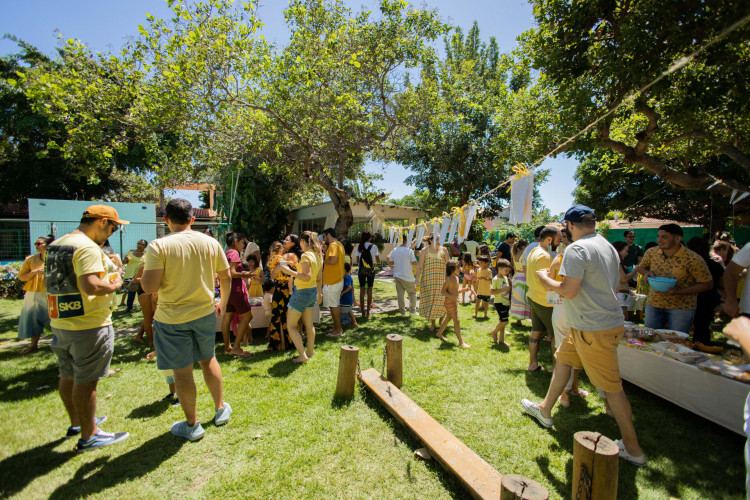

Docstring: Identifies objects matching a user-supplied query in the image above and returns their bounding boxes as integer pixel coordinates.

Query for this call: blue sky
[1,0,577,215]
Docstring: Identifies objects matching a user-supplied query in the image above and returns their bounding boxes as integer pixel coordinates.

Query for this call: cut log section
[359,368,548,500]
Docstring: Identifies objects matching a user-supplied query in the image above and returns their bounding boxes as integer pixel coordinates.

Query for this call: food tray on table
[720,364,750,384]
[651,342,706,363]
[654,329,690,342]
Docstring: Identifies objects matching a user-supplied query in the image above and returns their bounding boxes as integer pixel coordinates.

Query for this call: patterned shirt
[640,245,712,310]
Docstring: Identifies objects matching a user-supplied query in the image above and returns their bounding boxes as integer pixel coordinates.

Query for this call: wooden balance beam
[359,368,506,499]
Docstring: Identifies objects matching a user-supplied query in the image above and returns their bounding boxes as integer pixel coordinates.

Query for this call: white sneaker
[615,439,646,467]
[521,399,553,428]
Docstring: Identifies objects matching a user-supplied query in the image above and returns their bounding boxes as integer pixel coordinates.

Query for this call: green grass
[0,281,745,499]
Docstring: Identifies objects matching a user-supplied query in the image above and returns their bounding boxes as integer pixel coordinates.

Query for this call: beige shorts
[555,325,624,393]
[322,281,344,308]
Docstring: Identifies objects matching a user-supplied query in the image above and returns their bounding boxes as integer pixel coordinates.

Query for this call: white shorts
[322,281,344,308]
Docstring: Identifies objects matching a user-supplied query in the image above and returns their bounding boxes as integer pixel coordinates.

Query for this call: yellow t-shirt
[491,274,510,305]
[296,251,322,290]
[144,230,230,324]
[123,250,146,279]
[45,232,112,330]
[20,254,45,293]
[322,240,346,285]
[526,245,553,306]
[475,267,492,295]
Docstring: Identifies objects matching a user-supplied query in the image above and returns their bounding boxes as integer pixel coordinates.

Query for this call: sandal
[230,350,253,358]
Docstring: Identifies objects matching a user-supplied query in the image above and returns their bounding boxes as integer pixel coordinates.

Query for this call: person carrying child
[490,259,512,347]
[339,263,359,328]
[436,260,471,348]
[474,256,492,318]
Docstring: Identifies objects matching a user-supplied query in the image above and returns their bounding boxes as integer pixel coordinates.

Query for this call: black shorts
[494,303,509,322]
[477,295,491,303]
[358,272,375,289]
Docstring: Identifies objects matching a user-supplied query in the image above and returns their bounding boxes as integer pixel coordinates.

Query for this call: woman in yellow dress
[18,235,55,355]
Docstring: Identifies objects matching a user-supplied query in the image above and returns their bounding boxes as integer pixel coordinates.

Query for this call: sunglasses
[34,242,44,247]
[108,221,119,234]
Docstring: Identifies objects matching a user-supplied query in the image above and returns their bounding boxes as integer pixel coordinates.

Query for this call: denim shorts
[288,286,317,313]
[153,312,216,370]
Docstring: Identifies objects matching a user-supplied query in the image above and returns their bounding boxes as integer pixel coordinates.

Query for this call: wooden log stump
[500,474,548,500]
[335,345,359,398]
[572,431,619,500]
[386,333,403,388]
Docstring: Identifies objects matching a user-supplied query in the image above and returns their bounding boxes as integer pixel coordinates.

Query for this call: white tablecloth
[214,303,320,332]
[617,344,749,435]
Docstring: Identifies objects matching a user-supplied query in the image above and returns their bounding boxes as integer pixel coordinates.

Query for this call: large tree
[397,22,556,217]
[1,37,159,205]
[574,150,741,231]
[526,0,750,215]
[124,0,448,235]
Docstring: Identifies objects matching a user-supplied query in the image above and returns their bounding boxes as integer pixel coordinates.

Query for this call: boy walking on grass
[436,260,471,348]
[474,256,492,318]
[490,259,512,347]
[339,263,359,328]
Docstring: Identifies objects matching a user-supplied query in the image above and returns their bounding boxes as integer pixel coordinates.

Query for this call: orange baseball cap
[82,204,130,225]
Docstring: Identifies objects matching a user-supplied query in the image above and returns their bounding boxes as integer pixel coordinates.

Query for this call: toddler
[436,260,471,348]
[262,279,276,320]
[339,263,359,328]
[490,259,512,346]
[461,253,477,304]
[146,351,179,407]
[473,256,492,318]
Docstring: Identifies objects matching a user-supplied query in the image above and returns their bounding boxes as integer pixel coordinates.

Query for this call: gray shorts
[153,312,216,371]
[50,325,114,383]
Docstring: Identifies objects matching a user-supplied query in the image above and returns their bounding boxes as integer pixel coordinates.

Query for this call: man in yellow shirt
[322,228,346,337]
[46,204,129,451]
[141,199,231,442]
[525,225,561,372]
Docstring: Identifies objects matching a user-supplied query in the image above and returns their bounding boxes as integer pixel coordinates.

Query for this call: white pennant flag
[432,220,441,247]
[407,227,415,248]
[415,224,426,247]
[447,214,459,244]
[731,189,739,203]
[733,192,750,205]
[439,217,450,247]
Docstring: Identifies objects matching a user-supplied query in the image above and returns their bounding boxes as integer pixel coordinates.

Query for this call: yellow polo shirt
[526,245,553,306]
[322,240,345,285]
[20,254,45,293]
[144,230,229,324]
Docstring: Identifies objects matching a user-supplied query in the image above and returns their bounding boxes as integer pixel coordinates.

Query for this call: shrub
[0,262,24,299]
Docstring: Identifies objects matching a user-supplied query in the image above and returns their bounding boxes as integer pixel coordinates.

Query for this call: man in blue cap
[521,205,646,467]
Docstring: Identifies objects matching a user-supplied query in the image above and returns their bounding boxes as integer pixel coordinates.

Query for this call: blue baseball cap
[561,205,595,223]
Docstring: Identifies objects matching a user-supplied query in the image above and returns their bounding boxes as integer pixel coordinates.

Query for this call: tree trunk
[329,190,354,239]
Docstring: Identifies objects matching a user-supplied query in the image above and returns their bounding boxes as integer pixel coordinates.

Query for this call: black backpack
[360,243,375,276]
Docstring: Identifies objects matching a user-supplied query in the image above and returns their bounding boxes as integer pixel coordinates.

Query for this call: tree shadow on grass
[0,359,59,403]
[358,384,467,498]
[48,432,185,500]
[0,438,73,497]
[126,398,173,420]
[267,357,302,378]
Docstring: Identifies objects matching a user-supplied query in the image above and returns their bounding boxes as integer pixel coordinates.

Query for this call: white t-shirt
[353,243,379,265]
[242,241,262,269]
[389,245,417,282]
[732,243,750,314]
[463,240,480,258]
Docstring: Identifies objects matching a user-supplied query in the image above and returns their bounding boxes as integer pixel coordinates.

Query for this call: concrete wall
[28,199,157,256]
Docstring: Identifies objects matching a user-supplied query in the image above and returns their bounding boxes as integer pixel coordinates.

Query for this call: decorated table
[617,331,749,436]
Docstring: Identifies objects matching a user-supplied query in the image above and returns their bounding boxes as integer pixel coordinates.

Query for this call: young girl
[490,259,512,346]
[461,252,477,304]
[436,260,471,348]
[510,239,531,323]
[473,256,492,318]
[612,241,638,317]
[246,254,264,298]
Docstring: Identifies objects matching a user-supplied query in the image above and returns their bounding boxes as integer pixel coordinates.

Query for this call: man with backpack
[354,232,379,318]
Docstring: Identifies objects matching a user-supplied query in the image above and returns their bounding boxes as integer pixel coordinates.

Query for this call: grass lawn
[0,280,745,499]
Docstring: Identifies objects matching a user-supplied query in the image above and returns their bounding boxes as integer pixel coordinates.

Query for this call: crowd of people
[13,199,750,482]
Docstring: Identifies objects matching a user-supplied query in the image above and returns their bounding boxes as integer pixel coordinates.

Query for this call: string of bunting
[368,13,750,244]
